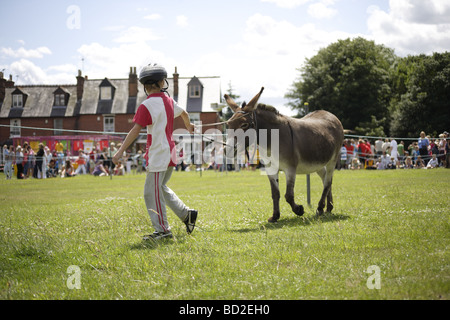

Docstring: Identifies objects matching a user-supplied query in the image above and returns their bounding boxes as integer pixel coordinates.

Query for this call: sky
[1,0,449,116]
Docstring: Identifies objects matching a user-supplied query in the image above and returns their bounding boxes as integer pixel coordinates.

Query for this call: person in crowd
[415,155,425,169]
[426,154,439,169]
[47,159,57,177]
[412,144,420,162]
[345,139,354,168]
[382,138,390,155]
[340,143,347,169]
[125,151,133,174]
[75,150,88,175]
[351,157,361,170]
[378,151,390,170]
[92,160,109,176]
[437,134,446,166]
[3,145,14,179]
[134,150,144,174]
[61,159,76,178]
[55,140,64,169]
[89,149,98,174]
[15,146,24,179]
[22,146,29,178]
[444,131,450,169]
[374,138,383,156]
[404,156,414,169]
[35,143,45,179]
[418,131,429,164]
[387,156,397,169]
[113,160,125,176]
[397,141,405,163]
[43,146,52,179]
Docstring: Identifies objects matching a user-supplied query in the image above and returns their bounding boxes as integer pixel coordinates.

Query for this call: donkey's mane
[256,103,280,115]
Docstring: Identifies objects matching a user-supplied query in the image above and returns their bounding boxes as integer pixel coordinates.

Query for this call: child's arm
[180,110,195,133]
[112,123,142,165]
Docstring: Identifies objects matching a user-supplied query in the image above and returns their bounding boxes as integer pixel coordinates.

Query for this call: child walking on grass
[113,63,198,240]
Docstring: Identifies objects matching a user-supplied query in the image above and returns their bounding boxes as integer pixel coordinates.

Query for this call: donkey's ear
[224,94,239,112]
[243,87,264,112]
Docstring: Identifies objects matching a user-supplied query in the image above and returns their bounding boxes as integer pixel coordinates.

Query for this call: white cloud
[113,26,160,43]
[390,0,450,24]
[9,59,47,84]
[77,42,177,80]
[7,59,77,85]
[308,0,338,19]
[367,0,450,56]
[260,0,312,9]
[0,46,52,59]
[176,15,189,28]
[191,13,358,113]
[144,13,162,20]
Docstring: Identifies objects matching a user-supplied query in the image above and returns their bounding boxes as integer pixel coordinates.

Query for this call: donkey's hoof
[316,208,324,217]
[294,205,304,216]
[268,216,278,223]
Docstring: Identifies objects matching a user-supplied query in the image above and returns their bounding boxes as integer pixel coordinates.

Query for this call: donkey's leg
[315,167,331,216]
[326,184,334,213]
[284,168,304,216]
[267,172,281,223]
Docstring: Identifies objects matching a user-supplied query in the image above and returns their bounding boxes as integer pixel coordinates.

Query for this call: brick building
[0,67,224,152]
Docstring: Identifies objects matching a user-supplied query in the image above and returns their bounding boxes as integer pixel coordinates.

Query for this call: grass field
[0,168,449,300]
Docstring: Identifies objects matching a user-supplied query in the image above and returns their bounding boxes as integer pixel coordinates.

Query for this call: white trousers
[143,167,189,233]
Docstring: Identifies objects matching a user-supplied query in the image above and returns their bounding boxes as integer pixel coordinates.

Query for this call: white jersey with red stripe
[133,92,184,172]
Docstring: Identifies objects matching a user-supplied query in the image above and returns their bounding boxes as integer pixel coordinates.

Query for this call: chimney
[0,72,6,103]
[173,66,179,102]
[129,66,138,97]
[76,69,85,101]
[5,74,15,88]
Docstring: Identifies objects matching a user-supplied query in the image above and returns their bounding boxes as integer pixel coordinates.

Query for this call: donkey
[224,87,344,222]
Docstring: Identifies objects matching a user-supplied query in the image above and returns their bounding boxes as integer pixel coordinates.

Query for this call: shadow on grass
[128,234,187,250]
[230,212,350,234]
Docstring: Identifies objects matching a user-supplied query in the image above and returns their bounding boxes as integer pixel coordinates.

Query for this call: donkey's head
[224,87,264,131]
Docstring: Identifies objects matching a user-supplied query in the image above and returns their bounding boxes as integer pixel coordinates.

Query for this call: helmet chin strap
[160,79,170,97]
[144,79,170,97]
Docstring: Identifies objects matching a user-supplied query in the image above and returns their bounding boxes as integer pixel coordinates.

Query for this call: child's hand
[112,153,121,165]
[187,123,195,133]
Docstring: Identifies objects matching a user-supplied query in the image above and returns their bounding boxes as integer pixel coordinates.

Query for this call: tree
[390,52,450,138]
[222,81,241,120]
[285,37,396,132]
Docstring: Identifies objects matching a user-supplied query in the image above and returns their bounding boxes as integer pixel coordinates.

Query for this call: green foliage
[286,37,395,131]
[1,170,449,300]
[286,38,450,137]
[390,52,450,137]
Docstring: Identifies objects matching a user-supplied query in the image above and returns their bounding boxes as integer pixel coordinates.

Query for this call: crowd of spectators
[2,130,449,179]
[339,131,449,170]
[1,141,145,180]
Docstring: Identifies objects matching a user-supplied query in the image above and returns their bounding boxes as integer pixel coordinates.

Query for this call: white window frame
[189,85,201,98]
[55,93,65,106]
[12,94,23,108]
[100,86,112,100]
[104,116,115,133]
[10,119,21,137]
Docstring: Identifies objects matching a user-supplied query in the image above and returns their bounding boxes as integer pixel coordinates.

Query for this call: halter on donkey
[224,87,344,222]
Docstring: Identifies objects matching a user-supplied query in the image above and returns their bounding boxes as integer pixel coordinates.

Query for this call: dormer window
[53,87,69,106]
[55,94,65,106]
[100,86,111,100]
[13,94,23,108]
[11,88,27,108]
[99,78,115,100]
[189,84,201,98]
[186,77,204,113]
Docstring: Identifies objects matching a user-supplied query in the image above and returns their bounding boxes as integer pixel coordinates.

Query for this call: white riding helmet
[138,63,167,85]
